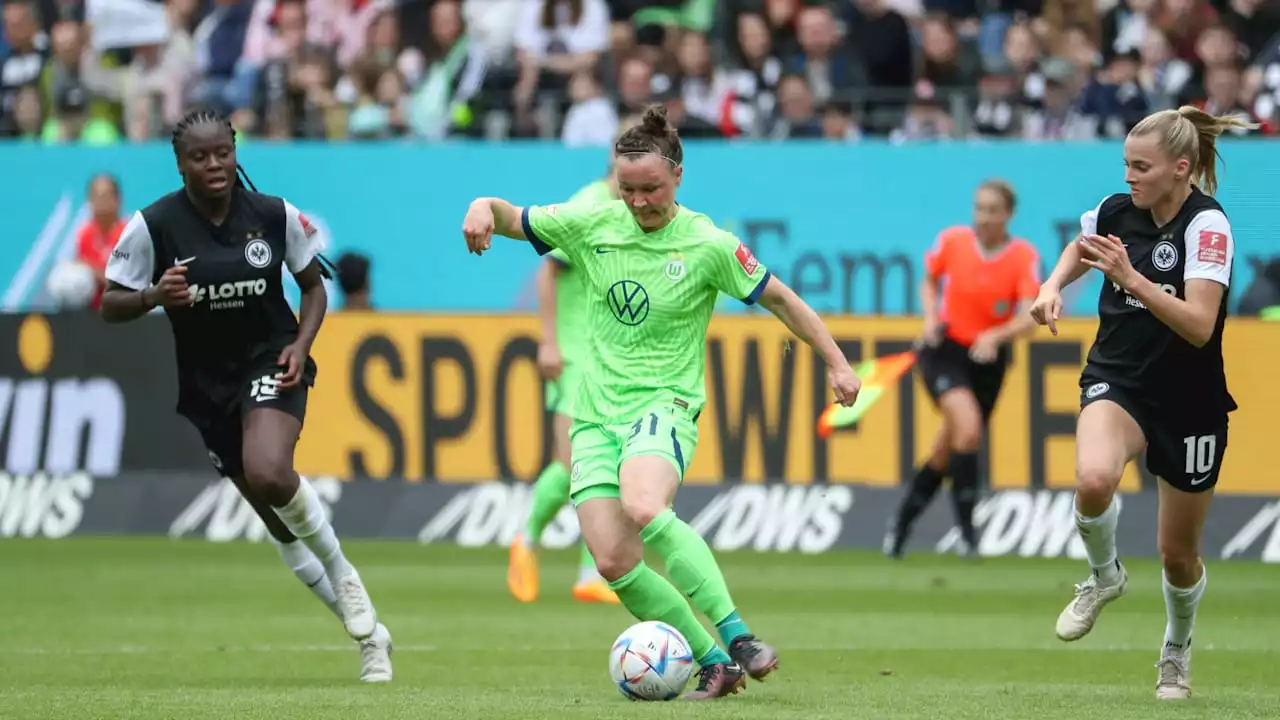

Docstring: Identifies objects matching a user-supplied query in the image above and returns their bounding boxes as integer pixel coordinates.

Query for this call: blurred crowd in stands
[2,0,1279,144]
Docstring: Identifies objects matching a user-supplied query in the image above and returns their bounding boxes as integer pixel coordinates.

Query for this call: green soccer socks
[641,509,752,646]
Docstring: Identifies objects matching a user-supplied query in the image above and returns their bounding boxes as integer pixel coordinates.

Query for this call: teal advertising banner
[1,140,1273,313]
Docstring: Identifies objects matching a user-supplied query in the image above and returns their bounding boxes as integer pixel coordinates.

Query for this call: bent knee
[948,423,983,453]
[590,540,643,582]
[1076,464,1122,505]
[242,451,293,495]
[621,497,666,530]
[1158,541,1201,580]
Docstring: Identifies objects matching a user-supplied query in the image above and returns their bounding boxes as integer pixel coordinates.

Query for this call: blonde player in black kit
[99,111,393,683]
[1030,106,1255,700]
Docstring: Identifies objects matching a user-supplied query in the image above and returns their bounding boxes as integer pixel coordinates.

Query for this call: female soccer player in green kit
[508,169,622,605]
[463,105,861,701]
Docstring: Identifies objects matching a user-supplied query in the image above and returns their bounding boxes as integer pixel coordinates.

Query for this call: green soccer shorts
[568,403,699,506]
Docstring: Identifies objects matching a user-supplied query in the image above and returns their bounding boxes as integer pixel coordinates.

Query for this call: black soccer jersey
[1079,188,1236,416]
[104,188,324,419]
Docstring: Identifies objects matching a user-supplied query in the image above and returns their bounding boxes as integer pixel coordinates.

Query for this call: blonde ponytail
[1128,106,1259,196]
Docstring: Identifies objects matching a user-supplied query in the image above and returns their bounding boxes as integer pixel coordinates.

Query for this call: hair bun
[641,104,675,138]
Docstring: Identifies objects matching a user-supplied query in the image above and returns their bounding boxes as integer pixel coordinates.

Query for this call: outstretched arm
[757,276,846,368]
[470,197,528,240]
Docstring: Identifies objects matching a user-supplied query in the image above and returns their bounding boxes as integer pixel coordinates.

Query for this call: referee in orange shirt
[885,180,1042,559]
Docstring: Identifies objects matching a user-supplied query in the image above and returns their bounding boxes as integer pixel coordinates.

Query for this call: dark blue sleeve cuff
[521,206,554,256]
[742,270,772,306]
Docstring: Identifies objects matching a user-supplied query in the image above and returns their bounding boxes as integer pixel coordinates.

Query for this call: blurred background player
[463,106,861,700]
[1032,106,1252,700]
[509,163,620,605]
[885,180,1040,559]
[74,173,127,312]
[334,251,373,311]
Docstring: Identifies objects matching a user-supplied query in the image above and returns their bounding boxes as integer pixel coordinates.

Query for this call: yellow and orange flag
[816,351,918,439]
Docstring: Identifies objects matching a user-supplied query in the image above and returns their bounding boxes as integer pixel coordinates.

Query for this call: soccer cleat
[507,535,539,603]
[682,663,747,700]
[1055,563,1128,641]
[359,623,393,683]
[333,571,377,640]
[1155,647,1192,700]
[728,634,779,681]
[882,522,906,559]
[571,578,620,604]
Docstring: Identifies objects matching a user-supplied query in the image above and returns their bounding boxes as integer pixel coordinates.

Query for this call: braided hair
[171,109,338,279]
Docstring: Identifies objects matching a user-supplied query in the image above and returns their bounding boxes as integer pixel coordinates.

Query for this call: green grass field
[1,538,1277,719]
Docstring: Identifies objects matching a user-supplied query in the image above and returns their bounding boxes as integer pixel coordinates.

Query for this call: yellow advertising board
[296,316,1280,494]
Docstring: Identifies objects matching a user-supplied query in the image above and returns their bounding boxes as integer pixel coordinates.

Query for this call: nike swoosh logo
[174,256,198,266]
[1190,474,1211,485]
[594,248,615,254]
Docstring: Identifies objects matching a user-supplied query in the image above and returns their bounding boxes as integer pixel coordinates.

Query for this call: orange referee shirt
[924,226,1041,348]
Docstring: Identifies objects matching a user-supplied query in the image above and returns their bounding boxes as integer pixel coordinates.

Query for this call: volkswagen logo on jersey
[1151,241,1178,271]
[607,280,650,326]
[245,238,273,269]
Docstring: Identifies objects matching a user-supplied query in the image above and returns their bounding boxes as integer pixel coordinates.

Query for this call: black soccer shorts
[916,337,1009,421]
[191,362,311,478]
[1079,377,1229,493]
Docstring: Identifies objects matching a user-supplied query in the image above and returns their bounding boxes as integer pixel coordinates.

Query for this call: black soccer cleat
[729,634,779,681]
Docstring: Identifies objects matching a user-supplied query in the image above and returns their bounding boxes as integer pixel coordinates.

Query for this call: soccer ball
[608,621,696,701]
[46,260,98,309]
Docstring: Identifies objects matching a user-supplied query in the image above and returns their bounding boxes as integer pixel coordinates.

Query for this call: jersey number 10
[1183,434,1218,475]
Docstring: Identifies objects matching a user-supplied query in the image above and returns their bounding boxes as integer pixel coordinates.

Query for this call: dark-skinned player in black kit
[99,111,393,683]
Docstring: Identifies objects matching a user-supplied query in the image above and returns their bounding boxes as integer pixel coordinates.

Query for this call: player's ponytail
[615,104,683,167]
[234,159,340,281]
[1129,106,1259,196]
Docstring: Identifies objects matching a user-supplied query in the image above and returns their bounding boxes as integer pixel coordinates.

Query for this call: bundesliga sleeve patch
[1197,230,1228,266]
[734,242,760,276]
[299,213,318,238]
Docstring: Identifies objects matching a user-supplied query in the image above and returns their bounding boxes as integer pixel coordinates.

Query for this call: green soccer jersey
[522,200,771,425]
[546,180,615,363]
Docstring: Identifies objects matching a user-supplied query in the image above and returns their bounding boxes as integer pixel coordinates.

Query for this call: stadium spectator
[844,0,914,129]
[655,85,722,137]
[334,8,424,108]
[44,81,120,143]
[973,66,1023,136]
[998,21,1048,113]
[788,4,860,106]
[770,72,822,137]
[405,0,489,140]
[512,0,610,136]
[75,173,126,311]
[188,0,255,116]
[345,57,407,138]
[79,9,196,141]
[10,84,45,138]
[917,13,982,98]
[891,88,955,140]
[1138,27,1193,110]
[1103,0,1158,58]
[1222,0,1280,60]
[665,31,733,127]
[335,251,373,311]
[1,1,49,136]
[1078,49,1150,137]
[1021,56,1095,138]
[722,12,783,136]
[1237,258,1280,316]
[562,67,617,145]
[616,53,655,115]
[820,100,861,139]
[1158,0,1219,62]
